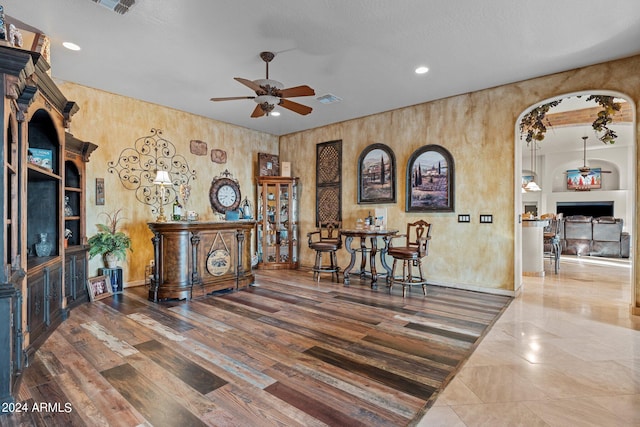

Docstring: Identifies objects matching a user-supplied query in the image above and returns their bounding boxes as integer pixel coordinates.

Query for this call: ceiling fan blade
[279,98,313,115]
[210,96,255,101]
[250,104,266,118]
[234,77,264,94]
[277,85,315,98]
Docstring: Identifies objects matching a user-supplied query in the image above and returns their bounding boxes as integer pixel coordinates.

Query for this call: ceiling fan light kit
[211,51,315,118]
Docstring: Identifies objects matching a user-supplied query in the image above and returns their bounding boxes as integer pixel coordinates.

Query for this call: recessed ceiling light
[63,42,81,51]
[270,111,280,117]
[415,66,429,74]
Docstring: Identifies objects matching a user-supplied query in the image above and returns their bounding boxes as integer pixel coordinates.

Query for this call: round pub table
[340,228,398,288]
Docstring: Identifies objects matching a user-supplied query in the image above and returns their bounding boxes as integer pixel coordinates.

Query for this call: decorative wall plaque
[190,139,207,156]
[258,153,279,176]
[211,148,227,164]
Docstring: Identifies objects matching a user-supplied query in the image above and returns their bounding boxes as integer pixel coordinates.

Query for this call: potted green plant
[88,209,133,268]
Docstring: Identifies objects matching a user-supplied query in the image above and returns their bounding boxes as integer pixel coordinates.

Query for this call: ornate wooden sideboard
[147,221,255,301]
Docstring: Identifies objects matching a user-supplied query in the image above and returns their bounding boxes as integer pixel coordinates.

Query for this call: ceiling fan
[210,51,315,118]
[575,136,612,177]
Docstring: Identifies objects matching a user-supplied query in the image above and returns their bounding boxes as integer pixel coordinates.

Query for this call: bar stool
[541,213,561,274]
[307,221,342,282]
[387,220,432,297]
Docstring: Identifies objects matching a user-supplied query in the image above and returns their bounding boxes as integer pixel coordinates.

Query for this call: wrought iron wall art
[107,128,197,215]
[315,140,342,226]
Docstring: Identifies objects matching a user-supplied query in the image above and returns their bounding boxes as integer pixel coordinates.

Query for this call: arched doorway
[514,91,636,309]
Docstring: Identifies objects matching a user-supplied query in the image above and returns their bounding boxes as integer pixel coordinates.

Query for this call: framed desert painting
[566,168,602,190]
[406,144,454,212]
[358,143,396,204]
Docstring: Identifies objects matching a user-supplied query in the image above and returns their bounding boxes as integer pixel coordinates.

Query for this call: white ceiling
[4,0,640,136]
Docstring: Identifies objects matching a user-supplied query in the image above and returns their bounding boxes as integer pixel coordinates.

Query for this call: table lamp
[153,170,172,222]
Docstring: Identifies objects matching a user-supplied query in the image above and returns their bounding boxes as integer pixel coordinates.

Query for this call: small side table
[100,267,123,293]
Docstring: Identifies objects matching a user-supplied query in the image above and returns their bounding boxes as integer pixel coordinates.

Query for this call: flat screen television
[556,201,613,218]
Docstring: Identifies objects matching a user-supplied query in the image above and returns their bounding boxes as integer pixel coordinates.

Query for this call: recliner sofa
[560,215,630,258]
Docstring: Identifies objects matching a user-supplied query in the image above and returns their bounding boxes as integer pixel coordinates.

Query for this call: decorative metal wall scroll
[107,128,197,215]
[315,140,342,225]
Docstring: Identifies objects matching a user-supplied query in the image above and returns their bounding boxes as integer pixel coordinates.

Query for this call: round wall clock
[206,249,231,276]
[209,176,241,213]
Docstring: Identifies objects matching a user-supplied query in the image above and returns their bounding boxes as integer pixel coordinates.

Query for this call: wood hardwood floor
[0,269,511,427]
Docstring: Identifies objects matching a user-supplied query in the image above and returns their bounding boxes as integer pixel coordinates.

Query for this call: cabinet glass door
[256,177,299,269]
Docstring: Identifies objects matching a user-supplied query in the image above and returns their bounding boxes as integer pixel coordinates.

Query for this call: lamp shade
[153,170,172,185]
[524,180,541,192]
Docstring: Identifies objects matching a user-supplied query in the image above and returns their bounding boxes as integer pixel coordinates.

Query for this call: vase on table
[35,233,52,257]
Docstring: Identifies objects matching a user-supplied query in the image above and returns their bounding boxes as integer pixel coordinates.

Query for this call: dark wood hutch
[0,44,96,405]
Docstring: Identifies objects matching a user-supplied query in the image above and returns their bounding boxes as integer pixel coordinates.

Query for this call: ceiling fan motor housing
[254,79,284,95]
[211,50,314,117]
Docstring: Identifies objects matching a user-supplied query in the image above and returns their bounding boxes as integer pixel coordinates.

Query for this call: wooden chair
[307,221,342,282]
[387,220,432,297]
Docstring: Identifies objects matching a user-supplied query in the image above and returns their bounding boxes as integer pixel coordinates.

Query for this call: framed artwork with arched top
[406,145,454,212]
[358,143,396,204]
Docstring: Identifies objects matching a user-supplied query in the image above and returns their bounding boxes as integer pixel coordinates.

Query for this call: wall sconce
[153,170,173,222]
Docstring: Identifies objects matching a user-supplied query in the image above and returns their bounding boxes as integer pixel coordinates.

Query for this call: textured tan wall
[59,83,279,285]
[280,54,640,295]
[59,54,640,305]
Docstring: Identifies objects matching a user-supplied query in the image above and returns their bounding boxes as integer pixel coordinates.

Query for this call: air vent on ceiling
[316,93,342,104]
[91,0,135,14]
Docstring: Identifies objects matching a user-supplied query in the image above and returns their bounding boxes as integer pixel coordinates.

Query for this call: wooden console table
[147,221,255,301]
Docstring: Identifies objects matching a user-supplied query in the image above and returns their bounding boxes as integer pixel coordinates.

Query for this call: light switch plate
[458,214,471,223]
[480,214,493,223]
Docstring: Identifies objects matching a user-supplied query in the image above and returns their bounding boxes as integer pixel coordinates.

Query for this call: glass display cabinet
[256,176,299,269]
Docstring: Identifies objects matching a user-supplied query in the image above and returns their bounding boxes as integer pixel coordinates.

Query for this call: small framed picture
[28,148,53,170]
[96,178,105,205]
[281,161,291,177]
[258,153,280,176]
[87,275,113,302]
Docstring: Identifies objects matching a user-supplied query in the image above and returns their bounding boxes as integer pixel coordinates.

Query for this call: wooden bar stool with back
[387,219,432,297]
[307,221,342,282]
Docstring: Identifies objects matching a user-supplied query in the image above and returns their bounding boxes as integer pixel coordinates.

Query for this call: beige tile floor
[417,255,640,427]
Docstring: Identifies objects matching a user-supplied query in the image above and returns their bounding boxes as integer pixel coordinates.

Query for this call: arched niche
[550,159,620,192]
